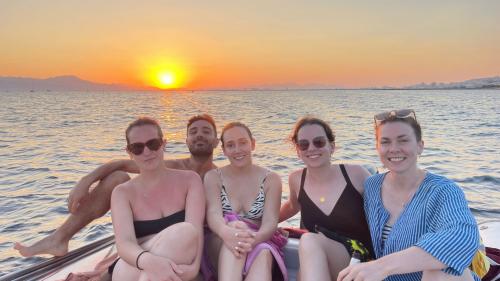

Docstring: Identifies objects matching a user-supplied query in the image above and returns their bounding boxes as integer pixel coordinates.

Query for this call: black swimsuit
[133,209,185,238]
[298,165,373,260]
[108,209,186,274]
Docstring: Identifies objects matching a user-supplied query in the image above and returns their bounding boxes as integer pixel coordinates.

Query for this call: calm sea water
[0,89,499,275]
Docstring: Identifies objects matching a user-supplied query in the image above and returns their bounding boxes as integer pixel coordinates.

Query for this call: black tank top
[298,164,373,253]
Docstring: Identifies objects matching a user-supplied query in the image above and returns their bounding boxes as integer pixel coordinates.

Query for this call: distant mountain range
[400,76,500,90]
[1,75,499,91]
[0,75,145,91]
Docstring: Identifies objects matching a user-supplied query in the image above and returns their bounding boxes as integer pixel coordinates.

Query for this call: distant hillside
[404,76,500,90]
[0,75,142,91]
[1,75,499,91]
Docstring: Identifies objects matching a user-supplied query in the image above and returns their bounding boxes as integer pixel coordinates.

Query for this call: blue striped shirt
[364,172,480,281]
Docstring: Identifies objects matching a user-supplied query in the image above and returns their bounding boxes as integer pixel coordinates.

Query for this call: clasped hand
[140,254,184,281]
[223,220,256,258]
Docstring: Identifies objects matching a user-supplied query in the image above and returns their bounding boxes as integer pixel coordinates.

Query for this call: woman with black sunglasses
[109,117,205,281]
[279,117,374,281]
[338,110,480,281]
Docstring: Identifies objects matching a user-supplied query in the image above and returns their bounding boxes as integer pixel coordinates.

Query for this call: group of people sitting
[14,111,486,281]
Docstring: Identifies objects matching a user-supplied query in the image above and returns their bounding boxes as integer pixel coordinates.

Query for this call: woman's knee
[299,233,321,254]
[150,222,198,250]
[163,222,198,244]
[255,249,273,265]
[219,244,246,267]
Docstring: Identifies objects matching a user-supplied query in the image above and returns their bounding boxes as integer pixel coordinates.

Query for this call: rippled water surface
[0,89,499,275]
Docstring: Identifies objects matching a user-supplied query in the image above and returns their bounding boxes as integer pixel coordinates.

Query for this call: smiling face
[186,119,218,157]
[296,124,334,168]
[221,125,255,167]
[127,124,165,171]
[376,121,424,174]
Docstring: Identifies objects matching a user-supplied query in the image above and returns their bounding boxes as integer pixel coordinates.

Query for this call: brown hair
[125,117,163,144]
[187,114,217,136]
[290,116,335,144]
[220,122,253,146]
[375,117,422,142]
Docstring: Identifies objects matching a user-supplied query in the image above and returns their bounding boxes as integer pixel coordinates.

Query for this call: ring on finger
[234,246,239,251]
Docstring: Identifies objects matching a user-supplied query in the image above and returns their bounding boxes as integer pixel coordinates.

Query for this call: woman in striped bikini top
[204,121,285,281]
[219,168,268,221]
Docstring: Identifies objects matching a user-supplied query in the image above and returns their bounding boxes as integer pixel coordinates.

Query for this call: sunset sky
[1,1,499,89]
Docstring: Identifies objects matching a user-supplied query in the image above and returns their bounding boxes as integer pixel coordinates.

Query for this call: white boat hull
[2,221,498,281]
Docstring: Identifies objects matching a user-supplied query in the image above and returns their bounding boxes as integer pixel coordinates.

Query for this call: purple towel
[201,212,288,281]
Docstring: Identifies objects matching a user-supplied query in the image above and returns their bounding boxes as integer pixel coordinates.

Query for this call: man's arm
[68,159,138,213]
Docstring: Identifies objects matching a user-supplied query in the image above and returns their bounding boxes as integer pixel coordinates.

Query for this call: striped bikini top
[218,168,268,220]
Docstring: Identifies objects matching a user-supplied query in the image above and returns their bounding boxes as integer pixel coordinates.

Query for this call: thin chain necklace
[401,190,414,207]
[390,170,425,208]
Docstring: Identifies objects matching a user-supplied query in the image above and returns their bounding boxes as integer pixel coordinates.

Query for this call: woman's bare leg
[244,249,273,281]
[112,222,199,281]
[299,232,350,281]
[218,244,246,281]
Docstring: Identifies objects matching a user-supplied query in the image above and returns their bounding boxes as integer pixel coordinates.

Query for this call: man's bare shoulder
[164,158,188,169]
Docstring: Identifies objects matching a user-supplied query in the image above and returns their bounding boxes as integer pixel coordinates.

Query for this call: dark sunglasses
[374,109,416,127]
[297,136,328,151]
[127,138,163,155]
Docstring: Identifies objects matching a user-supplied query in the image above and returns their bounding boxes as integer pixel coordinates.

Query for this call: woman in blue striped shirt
[338,109,480,281]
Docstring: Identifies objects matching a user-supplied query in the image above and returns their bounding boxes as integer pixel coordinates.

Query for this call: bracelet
[136,250,148,270]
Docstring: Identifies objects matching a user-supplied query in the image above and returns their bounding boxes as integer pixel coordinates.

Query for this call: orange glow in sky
[0,1,499,90]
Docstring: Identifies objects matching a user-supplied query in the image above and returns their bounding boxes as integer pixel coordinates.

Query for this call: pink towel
[201,212,288,281]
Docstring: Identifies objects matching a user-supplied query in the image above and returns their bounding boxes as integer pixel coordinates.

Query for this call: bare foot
[14,235,69,257]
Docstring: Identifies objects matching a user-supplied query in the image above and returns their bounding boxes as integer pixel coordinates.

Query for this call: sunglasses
[297,136,328,151]
[127,138,163,155]
[374,109,416,127]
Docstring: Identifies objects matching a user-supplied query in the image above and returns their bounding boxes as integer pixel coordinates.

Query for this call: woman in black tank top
[279,117,373,281]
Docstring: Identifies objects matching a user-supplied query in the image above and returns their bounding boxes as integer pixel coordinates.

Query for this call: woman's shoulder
[423,172,456,186]
[421,172,464,197]
[166,168,199,180]
[342,164,372,179]
[111,178,136,200]
[203,168,222,185]
[254,165,280,186]
[364,172,385,191]
[289,168,305,183]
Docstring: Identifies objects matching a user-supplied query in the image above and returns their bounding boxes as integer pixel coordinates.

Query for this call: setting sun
[159,73,174,87]
[138,55,191,90]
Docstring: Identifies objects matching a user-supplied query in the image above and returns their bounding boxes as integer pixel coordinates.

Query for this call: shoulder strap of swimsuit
[216,168,228,193]
[339,164,354,187]
[260,170,271,186]
[300,168,307,191]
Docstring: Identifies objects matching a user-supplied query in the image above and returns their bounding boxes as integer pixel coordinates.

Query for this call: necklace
[319,196,326,203]
[401,190,413,207]
[398,171,425,207]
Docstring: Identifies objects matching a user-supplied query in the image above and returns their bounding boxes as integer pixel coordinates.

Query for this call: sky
[1,1,500,89]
